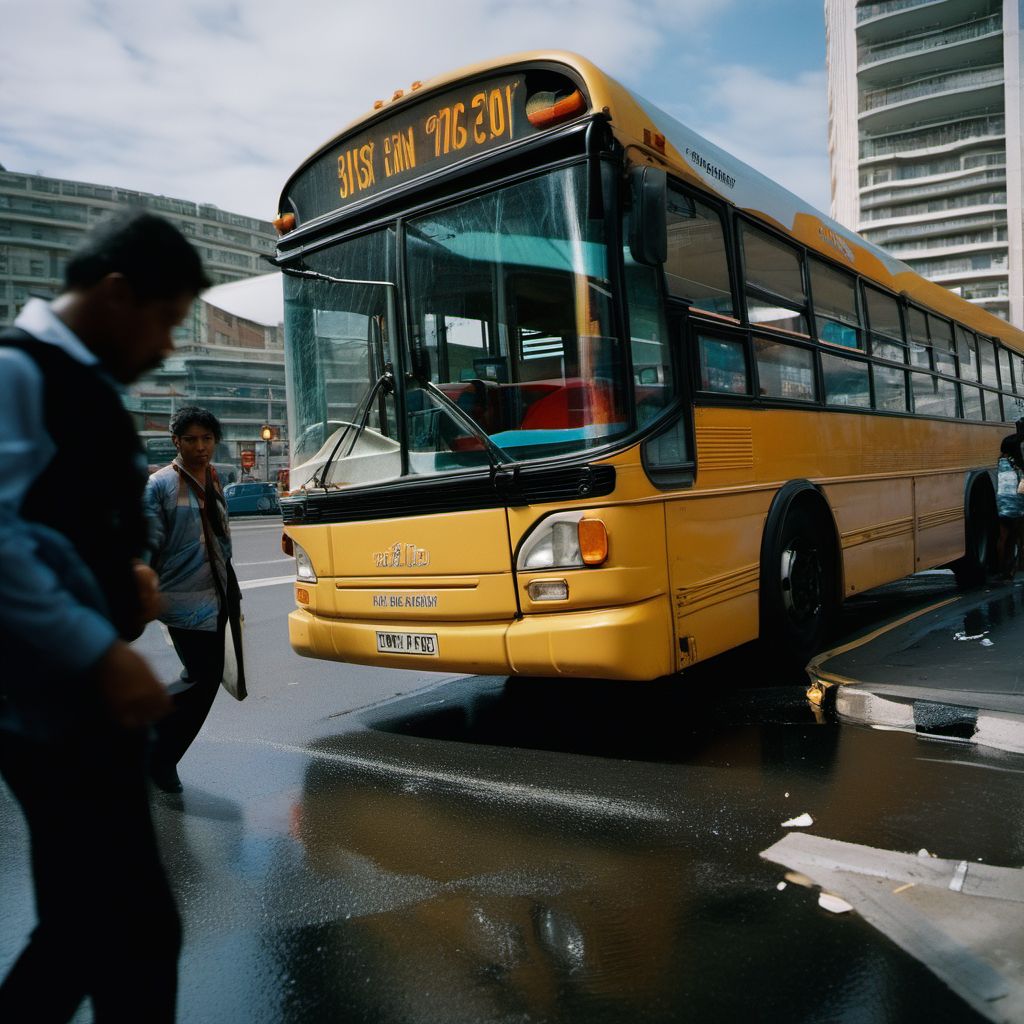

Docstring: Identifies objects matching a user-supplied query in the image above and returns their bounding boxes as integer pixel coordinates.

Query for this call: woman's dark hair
[1001,434,1020,459]
[64,209,211,300]
[170,406,222,442]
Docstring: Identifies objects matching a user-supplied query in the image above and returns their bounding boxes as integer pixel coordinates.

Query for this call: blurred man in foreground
[0,210,209,1023]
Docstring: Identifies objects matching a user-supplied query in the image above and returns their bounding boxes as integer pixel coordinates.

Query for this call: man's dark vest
[0,327,148,641]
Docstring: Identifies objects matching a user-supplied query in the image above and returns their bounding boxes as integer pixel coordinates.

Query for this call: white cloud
[683,65,831,211]
[0,0,740,219]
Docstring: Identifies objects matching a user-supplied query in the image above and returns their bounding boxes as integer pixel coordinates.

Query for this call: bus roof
[282,49,1022,347]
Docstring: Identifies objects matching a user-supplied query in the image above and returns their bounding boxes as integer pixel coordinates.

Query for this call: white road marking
[235,557,294,567]
[239,575,295,590]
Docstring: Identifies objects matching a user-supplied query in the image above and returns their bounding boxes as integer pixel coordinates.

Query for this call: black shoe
[150,763,183,794]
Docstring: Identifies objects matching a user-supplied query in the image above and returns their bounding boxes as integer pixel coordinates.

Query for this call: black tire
[760,499,837,670]
[953,479,996,588]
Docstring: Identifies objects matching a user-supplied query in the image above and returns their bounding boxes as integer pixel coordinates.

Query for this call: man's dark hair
[170,406,222,442]
[1001,434,1020,459]
[64,209,211,300]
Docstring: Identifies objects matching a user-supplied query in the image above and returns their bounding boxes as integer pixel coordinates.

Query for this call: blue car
[224,482,280,516]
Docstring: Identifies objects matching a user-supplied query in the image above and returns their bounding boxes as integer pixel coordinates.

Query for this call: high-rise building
[826,0,1024,326]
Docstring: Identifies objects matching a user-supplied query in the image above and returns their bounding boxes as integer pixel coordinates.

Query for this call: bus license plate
[376,630,439,657]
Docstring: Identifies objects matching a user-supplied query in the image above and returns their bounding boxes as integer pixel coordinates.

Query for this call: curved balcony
[859,111,1004,160]
[856,0,986,41]
[859,66,1005,133]
[857,14,1002,84]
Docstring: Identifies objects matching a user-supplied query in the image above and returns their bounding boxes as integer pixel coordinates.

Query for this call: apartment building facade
[826,0,1024,326]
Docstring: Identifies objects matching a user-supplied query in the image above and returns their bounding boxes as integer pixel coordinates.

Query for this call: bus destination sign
[286,74,578,224]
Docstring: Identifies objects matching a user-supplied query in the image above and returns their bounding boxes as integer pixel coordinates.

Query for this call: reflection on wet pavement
[267,662,1022,1024]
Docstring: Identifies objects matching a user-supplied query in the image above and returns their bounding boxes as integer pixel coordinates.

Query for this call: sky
[0,0,830,222]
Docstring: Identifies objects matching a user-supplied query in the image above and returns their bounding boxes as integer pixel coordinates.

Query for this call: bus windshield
[284,163,631,489]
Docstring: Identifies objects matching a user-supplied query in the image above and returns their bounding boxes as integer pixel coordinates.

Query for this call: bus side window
[665,189,733,317]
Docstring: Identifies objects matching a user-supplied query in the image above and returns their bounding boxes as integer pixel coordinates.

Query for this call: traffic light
[260,424,273,441]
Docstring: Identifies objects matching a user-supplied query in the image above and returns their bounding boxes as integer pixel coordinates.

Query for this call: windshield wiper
[311,366,395,489]
[411,374,512,473]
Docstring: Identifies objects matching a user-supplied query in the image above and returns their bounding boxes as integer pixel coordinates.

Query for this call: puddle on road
[248,667,1024,1024]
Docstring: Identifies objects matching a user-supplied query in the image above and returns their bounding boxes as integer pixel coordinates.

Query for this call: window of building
[822,350,870,407]
[810,257,860,349]
[754,337,816,401]
[741,222,807,334]
[665,189,733,316]
[697,334,749,394]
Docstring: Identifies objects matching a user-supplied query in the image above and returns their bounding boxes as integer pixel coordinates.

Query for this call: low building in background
[127,273,288,482]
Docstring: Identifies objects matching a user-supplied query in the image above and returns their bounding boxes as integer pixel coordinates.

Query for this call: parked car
[224,482,280,516]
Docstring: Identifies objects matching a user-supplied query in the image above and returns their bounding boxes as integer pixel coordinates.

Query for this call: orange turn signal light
[273,212,296,235]
[296,587,310,605]
[577,518,608,566]
[525,88,586,128]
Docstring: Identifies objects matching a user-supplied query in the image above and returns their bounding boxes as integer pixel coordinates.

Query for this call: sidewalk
[807,577,1024,755]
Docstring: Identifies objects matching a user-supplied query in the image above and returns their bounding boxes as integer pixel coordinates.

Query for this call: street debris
[818,892,853,914]
[761,833,1024,1024]
[781,812,814,828]
[980,638,995,647]
[953,630,990,642]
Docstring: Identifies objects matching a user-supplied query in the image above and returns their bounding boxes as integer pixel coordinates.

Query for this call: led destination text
[336,82,520,201]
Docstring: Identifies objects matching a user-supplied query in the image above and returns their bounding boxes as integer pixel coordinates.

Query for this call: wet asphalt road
[1,520,1022,1023]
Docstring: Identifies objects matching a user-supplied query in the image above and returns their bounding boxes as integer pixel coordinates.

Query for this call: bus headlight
[517,512,608,571]
[292,540,318,583]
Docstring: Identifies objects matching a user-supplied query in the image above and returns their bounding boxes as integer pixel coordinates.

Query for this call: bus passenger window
[873,364,908,412]
[912,373,957,418]
[961,385,984,421]
[929,316,956,375]
[955,325,978,380]
[754,337,816,402]
[665,190,733,316]
[982,388,1002,421]
[741,223,808,335]
[997,344,1012,391]
[810,257,860,349]
[822,351,870,408]
[906,307,930,369]
[978,339,999,387]
[698,334,749,394]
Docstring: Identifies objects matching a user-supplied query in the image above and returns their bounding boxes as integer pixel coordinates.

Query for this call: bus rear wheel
[760,500,837,672]
[953,478,996,588]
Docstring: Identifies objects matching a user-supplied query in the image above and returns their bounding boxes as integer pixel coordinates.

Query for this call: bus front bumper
[288,596,675,681]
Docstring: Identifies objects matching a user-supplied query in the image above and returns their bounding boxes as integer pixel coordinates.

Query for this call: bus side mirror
[628,166,667,267]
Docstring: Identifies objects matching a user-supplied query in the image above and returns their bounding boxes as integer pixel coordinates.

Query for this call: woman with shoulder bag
[143,406,245,793]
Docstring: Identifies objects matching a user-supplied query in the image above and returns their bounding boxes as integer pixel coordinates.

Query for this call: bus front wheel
[760,498,837,671]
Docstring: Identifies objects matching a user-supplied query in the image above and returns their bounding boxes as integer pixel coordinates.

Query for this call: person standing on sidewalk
[996,433,1024,580]
[0,210,209,1023]
[144,406,245,794]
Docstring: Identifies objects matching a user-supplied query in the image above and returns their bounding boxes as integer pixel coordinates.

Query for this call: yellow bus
[274,50,1024,680]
